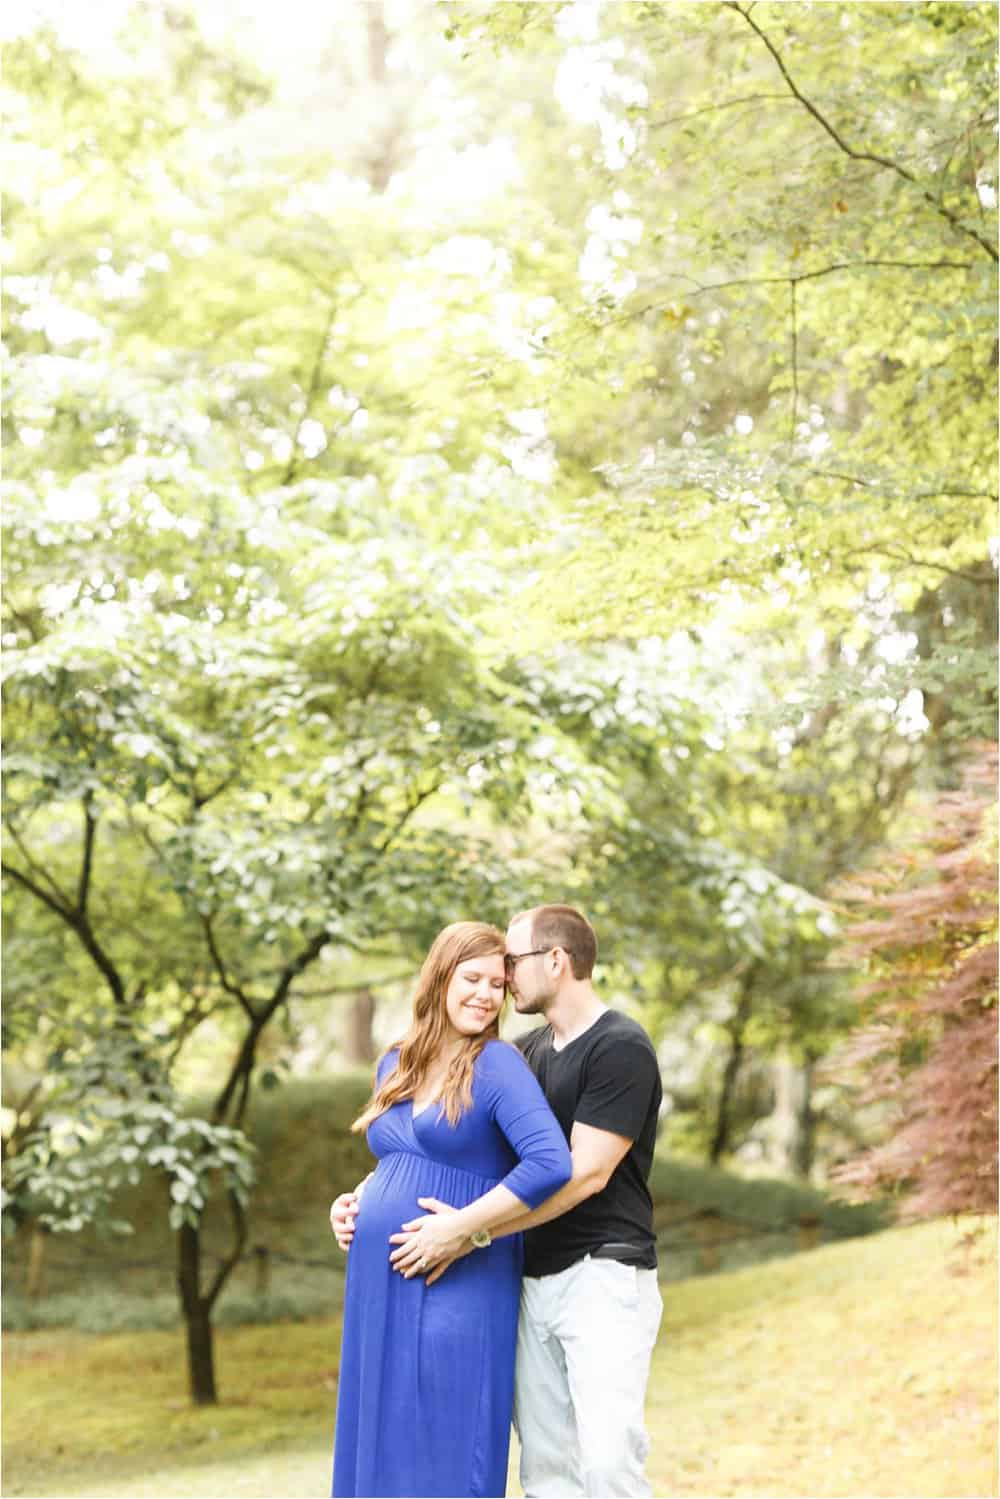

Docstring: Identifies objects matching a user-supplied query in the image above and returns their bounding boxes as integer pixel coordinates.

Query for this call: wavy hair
[352,921,507,1132]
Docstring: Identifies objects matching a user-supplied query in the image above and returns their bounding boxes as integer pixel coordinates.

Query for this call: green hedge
[5,1072,887,1331]
[649,1155,887,1238]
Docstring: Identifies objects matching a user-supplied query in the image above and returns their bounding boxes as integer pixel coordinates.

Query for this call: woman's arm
[388,1042,571,1279]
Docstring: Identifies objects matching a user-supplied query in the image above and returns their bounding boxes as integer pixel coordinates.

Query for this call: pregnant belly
[354,1151,497,1250]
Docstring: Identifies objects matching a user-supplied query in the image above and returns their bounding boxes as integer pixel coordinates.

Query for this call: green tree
[446,2,996,725]
[1,7,581,1400]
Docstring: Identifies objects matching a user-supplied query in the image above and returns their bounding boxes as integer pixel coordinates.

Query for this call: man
[330,904,663,1497]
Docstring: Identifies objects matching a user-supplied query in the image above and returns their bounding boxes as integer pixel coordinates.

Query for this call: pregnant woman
[331,921,571,1499]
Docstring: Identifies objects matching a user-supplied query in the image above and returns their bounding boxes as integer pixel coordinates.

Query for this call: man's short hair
[512,904,597,980]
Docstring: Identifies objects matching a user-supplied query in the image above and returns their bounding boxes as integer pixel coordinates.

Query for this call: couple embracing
[328,904,663,1498]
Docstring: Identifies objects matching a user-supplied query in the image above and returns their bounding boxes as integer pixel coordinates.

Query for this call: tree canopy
[2,0,995,1404]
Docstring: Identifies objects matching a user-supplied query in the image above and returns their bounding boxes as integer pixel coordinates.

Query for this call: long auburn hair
[352,921,507,1133]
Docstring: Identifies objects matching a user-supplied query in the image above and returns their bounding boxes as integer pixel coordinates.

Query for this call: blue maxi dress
[332,1039,572,1498]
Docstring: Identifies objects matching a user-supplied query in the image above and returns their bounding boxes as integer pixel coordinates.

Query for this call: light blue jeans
[514,1256,663,1497]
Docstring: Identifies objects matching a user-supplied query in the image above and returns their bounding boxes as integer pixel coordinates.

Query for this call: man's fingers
[426,1255,457,1287]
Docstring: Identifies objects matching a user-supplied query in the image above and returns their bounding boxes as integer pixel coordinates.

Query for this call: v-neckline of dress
[410,1097,440,1121]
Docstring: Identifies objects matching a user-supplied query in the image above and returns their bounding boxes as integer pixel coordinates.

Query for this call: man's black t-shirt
[515,1009,662,1277]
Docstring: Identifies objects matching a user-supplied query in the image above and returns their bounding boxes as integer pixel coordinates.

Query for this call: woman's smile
[444,955,506,1037]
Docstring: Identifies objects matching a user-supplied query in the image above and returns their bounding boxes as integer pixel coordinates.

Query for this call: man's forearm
[489,1166,605,1239]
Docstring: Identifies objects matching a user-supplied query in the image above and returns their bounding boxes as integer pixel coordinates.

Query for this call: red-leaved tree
[828,745,998,1219]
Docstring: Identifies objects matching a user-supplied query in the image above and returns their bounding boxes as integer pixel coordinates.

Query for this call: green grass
[4,1218,995,1498]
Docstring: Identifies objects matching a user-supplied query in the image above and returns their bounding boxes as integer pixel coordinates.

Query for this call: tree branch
[77,793,97,915]
[293,971,413,998]
[267,927,331,1017]
[675,259,975,300]
[192,770,241,811]
[281,301,338,487]
[3,860,127,1009]
[199,913,259,1020]
[4,824,74,910]
[374,779,444,857]
[788,279,799,445]
[204,1186,248,1310]
[839,546,997,585]
[3,859,72,921]
[598,259,977,346]
[725,2,998,262]
[647,91,797,129]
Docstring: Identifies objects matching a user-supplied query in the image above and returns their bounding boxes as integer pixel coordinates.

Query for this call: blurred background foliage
[2,0,996,1406]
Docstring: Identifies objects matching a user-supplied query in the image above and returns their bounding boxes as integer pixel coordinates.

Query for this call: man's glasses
[504,948,551,978]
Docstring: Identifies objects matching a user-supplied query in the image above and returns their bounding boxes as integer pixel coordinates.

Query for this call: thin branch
[77,793,97,915]
[212,1020,263,1126]
[3,860,128,1009]
[593,258,977,347]
[204,1188,248,1309]
[266,928,331,1017]
[725,2,998,262]
[646,92,796,129]
[374,779,444,857]
[809,470,997,506]
[4,824,74,910]
[199,913,258,1020]
[689,259,974,296]
[192,770,241,811]
[3,860,72,921]
[839,546,997,585]
[788,279,799,445]
[164,999,219,1072]
[293,971,413,998]
[281,302,338,487]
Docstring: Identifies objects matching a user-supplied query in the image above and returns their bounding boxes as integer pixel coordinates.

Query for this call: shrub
[829,746,998,1219]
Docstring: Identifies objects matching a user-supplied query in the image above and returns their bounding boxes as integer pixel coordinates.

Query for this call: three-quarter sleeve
[479,1042,572,1209]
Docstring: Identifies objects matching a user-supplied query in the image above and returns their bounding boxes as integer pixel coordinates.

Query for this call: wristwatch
[469,1228,492,1249]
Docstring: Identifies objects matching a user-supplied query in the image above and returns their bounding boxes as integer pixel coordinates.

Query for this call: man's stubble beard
[512,982,556,1017]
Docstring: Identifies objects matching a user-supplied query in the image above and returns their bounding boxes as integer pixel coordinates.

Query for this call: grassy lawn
[4,1218,995,1498]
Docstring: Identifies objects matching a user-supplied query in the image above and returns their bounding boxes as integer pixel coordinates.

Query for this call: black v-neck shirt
[515,1009,662,1277]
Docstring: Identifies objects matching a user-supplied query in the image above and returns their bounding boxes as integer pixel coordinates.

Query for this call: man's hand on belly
[389,1197,467,1280]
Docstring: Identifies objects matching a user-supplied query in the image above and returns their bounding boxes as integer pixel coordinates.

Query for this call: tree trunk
[709,1030,745,1164]
[709,973,757,1164]
[343,986,377,1066]
[253,1243,271,1300]
[365,1,399,192]
[771,1055,815,1178]
[177,1221,217,1405]
[26,1220,47,1299]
